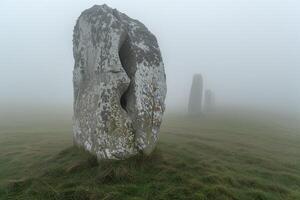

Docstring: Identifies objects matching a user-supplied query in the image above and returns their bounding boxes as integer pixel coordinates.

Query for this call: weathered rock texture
[204,89,215,112]
[188,74,203,115]
[72,5,167,160]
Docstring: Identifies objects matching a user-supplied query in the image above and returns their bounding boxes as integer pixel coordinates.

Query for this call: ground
[0,110,299,200]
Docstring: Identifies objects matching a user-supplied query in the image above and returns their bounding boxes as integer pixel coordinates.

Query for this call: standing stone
[72,5,167,160]
[188,74,203,115]
[204,89,215,112]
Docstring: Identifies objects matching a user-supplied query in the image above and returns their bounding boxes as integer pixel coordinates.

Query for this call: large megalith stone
[188,74,203,115]
[72,4,167,160]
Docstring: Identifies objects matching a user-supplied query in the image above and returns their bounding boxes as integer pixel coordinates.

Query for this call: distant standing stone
[72,5,167,160]
[204,89,215,112]
[188,74,203,115]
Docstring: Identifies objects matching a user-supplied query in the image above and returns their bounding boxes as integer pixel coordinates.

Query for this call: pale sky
[0,0,299,113]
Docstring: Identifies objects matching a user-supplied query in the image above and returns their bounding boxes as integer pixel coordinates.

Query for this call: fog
[0,0,299,115]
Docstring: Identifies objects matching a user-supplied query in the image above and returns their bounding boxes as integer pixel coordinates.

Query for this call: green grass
[0,111,299,200]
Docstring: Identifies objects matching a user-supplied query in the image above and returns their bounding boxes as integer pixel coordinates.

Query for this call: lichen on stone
[73,4,167,160]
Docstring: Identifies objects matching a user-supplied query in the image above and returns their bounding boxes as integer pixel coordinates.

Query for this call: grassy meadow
[0,109,299,200]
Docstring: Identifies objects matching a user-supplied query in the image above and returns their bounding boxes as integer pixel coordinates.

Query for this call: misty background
[0,0,299,116]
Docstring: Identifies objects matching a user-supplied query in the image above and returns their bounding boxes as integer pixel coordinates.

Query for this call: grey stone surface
[72,4,166,160]
[188,74,203,115]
